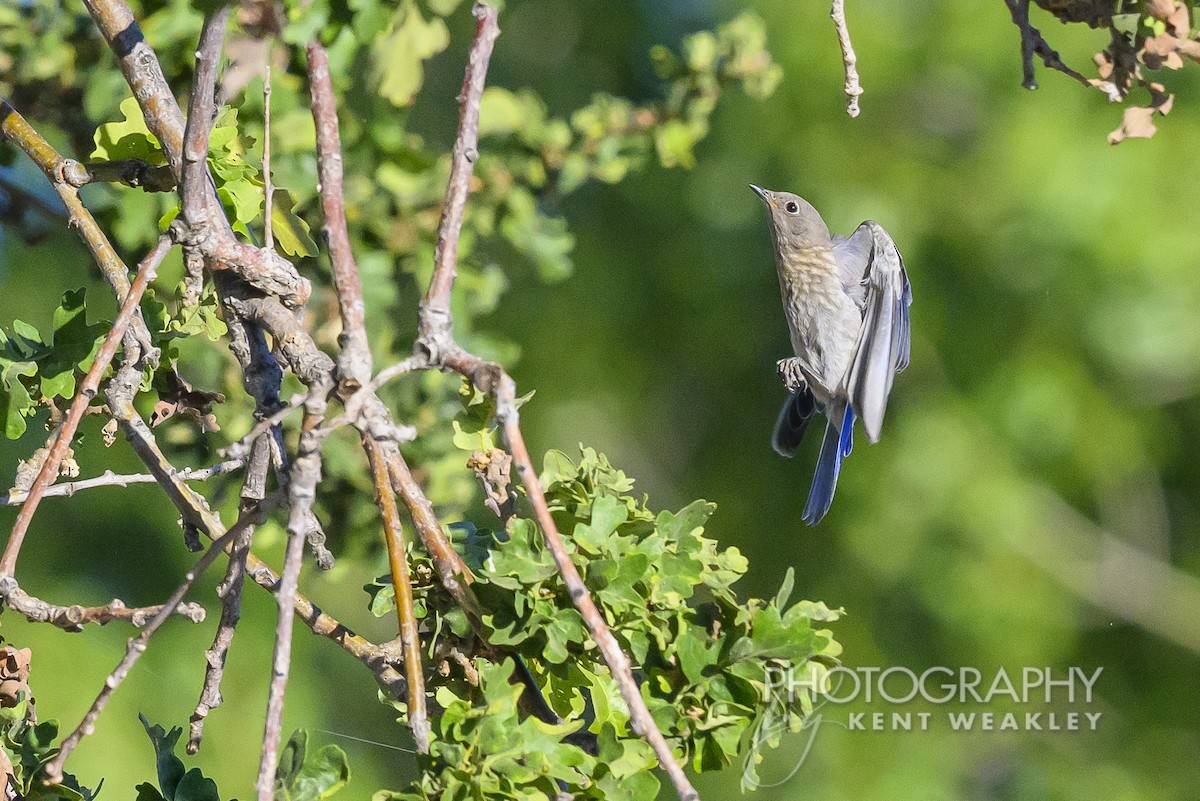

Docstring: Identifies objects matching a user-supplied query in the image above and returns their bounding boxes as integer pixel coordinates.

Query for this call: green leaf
[135,784,167,801]
[276,730,350,801]
[139,716,186,800]
[372,4,451,107]
[173,769,219,801]
[1,360,36,439]
[270,190,319,257]
[92,97,164,163]
[40,289,108,400]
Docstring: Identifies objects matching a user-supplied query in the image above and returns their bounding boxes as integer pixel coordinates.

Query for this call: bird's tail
[772,388,816,457]
[802,405,855,525]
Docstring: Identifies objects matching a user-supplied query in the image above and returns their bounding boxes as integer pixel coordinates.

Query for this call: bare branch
[0,576,205,631]
[2,461,243,506]
[1,235,174,576]
[418,2,501,352]
[181,6,231,227]
[366,438,430,752]
[187,437,269,754]
[307,41,371,388]
[501,406,698,801]
[404,6,700,797]
[257,379,333,801]
[263,65,274,251]
[80,0,187,174]
[74,159,177,192]
[1003,0,1096,92]
[309,38,429,751]
[42,523,242,785]
[830,0,863,117]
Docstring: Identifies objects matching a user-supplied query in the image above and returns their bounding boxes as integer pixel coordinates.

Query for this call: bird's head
[749,185,830,249]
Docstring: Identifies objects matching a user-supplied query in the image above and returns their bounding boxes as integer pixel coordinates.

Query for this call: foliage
[366,444,842,799]
[1021,0,1200,142]
[135,719,349,801]
[0,290,107,439]
[0,693,96,800]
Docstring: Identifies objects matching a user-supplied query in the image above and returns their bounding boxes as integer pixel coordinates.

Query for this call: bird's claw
[776,357,808,394]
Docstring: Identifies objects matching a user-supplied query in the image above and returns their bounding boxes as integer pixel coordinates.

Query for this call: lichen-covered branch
[2,460,242,506]
[830,0,862,117]
[0,577,205,631]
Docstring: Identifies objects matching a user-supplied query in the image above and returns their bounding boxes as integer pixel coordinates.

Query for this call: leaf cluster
[0,289,107,439]
[0,693,96,800]
[367,442,843,798]
[135,718,349,801]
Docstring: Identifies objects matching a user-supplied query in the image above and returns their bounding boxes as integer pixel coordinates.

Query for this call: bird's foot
[776,357,809,394]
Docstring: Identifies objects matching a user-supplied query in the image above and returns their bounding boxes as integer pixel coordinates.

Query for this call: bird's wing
[837,221,912,443]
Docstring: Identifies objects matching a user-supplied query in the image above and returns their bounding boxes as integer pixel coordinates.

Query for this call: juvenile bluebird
[751,185,912,524]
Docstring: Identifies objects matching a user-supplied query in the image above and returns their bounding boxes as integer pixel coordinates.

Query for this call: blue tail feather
[803,406,855,525]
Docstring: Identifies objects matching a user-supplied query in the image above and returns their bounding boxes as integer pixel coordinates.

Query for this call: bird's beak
[749,184,771,204]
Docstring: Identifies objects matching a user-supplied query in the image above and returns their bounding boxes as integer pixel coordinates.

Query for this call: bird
[750,185,912,525]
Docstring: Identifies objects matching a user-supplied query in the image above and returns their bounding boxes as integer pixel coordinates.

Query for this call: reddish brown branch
[1,235,174,576]
[307,41,371,388]
[309,39,430,752]
[418,2,500,349]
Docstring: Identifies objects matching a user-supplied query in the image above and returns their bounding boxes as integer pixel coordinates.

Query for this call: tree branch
[2,460,242,506]
[0,577,205,631]
[187,436,269,754]
[1,234,174,576]
[417,2,500,351]
[406,5,699,798]
[0,99,155,357]
[181,7,231,228]
[42,523,243,784]
[309,39,430,752]
[830,0,863,117]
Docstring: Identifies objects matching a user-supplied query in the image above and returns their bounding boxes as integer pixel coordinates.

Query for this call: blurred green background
[3,0,1200,799]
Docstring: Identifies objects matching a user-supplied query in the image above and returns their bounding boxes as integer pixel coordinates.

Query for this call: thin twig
[0,577,205,631]
[74,159,176,192]
[501,408,696,800]
[417,2,500,352]
[830,0,862,117]
[42,524,242,785]
[263,64,274,251]
[1,235,174,576]
[181,6,230,228]
[1003,0,1096,92]
[256,380,332,801]
[2,461,243,506]
[187,437,269,754]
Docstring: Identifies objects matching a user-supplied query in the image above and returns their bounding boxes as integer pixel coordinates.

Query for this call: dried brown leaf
[151,366,225,433]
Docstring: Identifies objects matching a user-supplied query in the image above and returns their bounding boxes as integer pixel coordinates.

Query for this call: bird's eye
[785,201,799,214]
